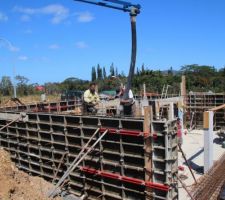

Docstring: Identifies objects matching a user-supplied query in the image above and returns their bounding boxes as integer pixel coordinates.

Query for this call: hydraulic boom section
[74,0,141,100]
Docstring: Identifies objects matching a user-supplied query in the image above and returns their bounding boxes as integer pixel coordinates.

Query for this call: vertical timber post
[144,106,152,199]
[181,75,186,100]
[203,111,214,172]
[155,101,160,120]
[143,83,147,99]
[180,75,186,129]
[169,102,174,120]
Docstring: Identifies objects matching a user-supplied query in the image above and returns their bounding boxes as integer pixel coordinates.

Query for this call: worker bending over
[83,83,100,114]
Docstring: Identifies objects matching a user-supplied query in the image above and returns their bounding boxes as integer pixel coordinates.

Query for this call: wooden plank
[144,106,153,199]
[203,111,209,129]
[209,104,225,112]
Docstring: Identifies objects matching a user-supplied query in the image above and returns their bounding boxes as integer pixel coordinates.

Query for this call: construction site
[0,0,225,200]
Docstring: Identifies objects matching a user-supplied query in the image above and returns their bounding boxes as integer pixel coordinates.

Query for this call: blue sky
[0,0,225,84]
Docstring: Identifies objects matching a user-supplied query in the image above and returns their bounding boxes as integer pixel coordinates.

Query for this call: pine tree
[115,67,118,76]
[91,67,96,81]
[110,63,115,76]
[103,67,107,79]
[141,63,145,74]
[136,67,139,75]
[168,66,173,75]
[97,64,103,80]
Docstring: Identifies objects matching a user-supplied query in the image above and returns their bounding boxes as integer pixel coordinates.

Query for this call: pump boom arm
[74,0,141,100]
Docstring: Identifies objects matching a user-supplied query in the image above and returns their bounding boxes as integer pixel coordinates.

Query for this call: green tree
[0,76,13,96]
[168,66,173,75]
[97,64,103,80]
[110,63,115,77]
[115,67,118,76]
[136,67,140,75]
[61,77,89,91]
[91,66,96,81]
[15,75,29,96]
[103,67,107,79]
[141,63,145,74]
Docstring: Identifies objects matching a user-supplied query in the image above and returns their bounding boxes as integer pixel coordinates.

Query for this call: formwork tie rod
[0,113,25,131]
[178,144,197,184]
[48,128,108,197]
[176,174,195,200]
[52,152,67,183]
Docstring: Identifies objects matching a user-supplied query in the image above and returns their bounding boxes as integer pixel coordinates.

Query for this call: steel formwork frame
[186,93,225,130]
[0,100,81,113]
[0,111,178,200]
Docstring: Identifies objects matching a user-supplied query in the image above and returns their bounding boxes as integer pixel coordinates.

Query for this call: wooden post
[181,75,186,107]
[169,102,174,120]
[143,83,147,99]
[155,101,160,120]
[181,75,186,97]
[144,106,152,199]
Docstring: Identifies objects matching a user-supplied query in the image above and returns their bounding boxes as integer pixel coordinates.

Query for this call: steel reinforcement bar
[190,153,225,200]
[0,112,178,200]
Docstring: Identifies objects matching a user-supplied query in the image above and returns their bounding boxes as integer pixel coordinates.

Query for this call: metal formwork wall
[0,100,81,113]
[186,94,225,129]
[0,112,178,200]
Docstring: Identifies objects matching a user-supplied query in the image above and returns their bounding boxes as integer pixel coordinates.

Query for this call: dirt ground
[0,95,60,107]
[0,148,61,200]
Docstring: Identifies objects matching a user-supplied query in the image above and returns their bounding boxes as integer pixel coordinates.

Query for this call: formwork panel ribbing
[0,112,178,200]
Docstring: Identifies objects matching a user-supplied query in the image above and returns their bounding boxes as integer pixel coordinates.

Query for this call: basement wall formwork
[0,111,178,200]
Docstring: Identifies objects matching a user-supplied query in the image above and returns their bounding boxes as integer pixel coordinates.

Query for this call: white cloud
[14,4,69,24]
[49,44,60,49]
[20,15,31,22]
[0,38,20,52]
[18,55,28,61]
[9,46,20,52]
[75,11,94,23]
[75,41,88,49]
[0,12,8,22]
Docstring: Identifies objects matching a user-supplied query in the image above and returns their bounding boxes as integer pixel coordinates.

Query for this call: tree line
[0,64,225,97]
[91,63,119,81]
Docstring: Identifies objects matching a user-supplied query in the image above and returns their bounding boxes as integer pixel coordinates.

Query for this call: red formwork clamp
[80,167,170,192]
[145,182,169,191]
[99,128,145,137]
[121,176,145,185]
[152,132,158,140]
[100,128,117,134]
[178,165,185,171]
[100,171,120,179]
[81,167,98,174]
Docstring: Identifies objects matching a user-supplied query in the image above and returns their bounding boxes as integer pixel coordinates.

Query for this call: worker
[83,83,100,114]
[115,86,135,116]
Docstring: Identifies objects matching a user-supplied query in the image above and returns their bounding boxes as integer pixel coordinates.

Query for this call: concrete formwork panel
[0,112,178,200]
